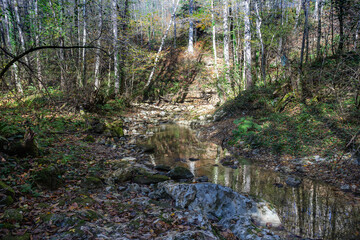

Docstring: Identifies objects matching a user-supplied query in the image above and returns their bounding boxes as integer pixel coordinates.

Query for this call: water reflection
[144,124,360,239]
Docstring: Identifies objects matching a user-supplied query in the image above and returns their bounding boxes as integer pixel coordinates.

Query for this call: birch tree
[112,0,119,95]
[82,0,87,87]
[223,0,230,89]
[255,0,266,84]
[244,0,252,89]
[94,0,103,90]
[211,0,218,79]
[188,0,194,53]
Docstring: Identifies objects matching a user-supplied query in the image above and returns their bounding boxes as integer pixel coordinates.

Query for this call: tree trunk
[94,0,103,90]
[255,0,266,84]
[112,0,119,95]
[244,0,252,89]
[316,0,323,59]
[211,0,218,79]
[34,0,43,90]
[188,0,194,54]
[223,0,230,90]
[144,0,181,91]
[13,0,26,93]
[173,0,177,48]
[82,0,87,87]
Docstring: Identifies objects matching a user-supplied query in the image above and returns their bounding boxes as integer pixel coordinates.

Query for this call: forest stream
[143,124,360,240]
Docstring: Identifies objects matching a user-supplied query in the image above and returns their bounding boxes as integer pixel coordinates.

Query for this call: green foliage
[230,117,262,147]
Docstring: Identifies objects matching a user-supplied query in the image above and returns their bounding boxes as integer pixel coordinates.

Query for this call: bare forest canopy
[0,0,359,104]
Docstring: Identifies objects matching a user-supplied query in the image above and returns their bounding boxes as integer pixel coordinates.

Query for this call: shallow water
[143,124,360,239]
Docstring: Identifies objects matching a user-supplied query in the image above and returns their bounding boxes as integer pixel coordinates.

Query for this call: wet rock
[195,176,209,182]
[121,157,136,161]
[33,165,64,190]
[83,135,96,142]
[174,158,187,162]
[133,173,170,185]
[189,157,200,161]
[156,182,282,239]
[340,184,351,192]
[155,164,171,172]
[167,166,194,180]
[285,176,302,187]
[138,144,155,153]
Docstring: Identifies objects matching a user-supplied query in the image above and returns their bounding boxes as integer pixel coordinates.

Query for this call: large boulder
[156,182,282,240]
[33,165,64,190]
[167,167,194,180]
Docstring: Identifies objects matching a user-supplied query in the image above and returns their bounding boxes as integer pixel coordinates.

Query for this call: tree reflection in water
[143,124,360,239]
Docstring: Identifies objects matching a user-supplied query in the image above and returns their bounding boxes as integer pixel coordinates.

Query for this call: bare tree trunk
[211,0,218,79]
[112,0,119,95]
[295,0,302,30]
[145,0,181,91]
[82,0,87,87]
[13,0,26,93]
[173,0,177,48]
[255,0,266,84]
[244,0,252,89]
[34,0,43,90]
[94,0,103,90]
[223,0,231,89]
[316,0,323,58]
[188,0,194,53]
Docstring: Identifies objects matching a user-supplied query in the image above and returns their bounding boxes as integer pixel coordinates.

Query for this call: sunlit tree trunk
[255,0,266,84]
[188,0,194,53]
[173,0,177,48]
[94,0,103,90]
[244,0,252,89]
[13,0,26,93]
[34,0,43,90]
[112,0,119,95]
[211,0,218,79]
[82,0,87,87]
[223,0,230,90]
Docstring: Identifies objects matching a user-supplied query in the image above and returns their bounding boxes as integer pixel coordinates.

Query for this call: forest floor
[1,90,360,239]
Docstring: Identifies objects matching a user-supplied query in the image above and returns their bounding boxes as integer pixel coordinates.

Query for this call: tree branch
[0,45,109,82]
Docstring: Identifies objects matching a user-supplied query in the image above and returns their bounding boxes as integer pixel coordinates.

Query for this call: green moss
[0,195,14,206]
[105,120,124,137]
[33,165,64,190]
[133,174,170,185]
[40,213,54,222]
[72,195,96,207]
[4,209,23,222]
[0,181,15,197]
[81,176,103,189]
[2,233,31,240]
[84,135,96,142]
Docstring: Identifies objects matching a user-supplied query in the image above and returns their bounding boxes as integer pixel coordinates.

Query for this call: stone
[156,182,282,240]
[154,164,171,172]
[0,194,13,206]
[285,176,302,187]
[81,176,103,189]
[104,120,124,137]
[133,174,170,185]
[195,176,209,182]
[4,209,23,222]
[33,165,64,190]
[157,230,218,240]
[167,166,194,180]
[340,184,351,192]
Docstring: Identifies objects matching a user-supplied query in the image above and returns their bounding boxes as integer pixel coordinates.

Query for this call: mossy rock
[81,176,103,189]
[105,120,124,137]
[33,165,64,190]
[167,166,194,180]
[111,165,138,183]
[0,181,15,197]
[4,209,23,222]
[78,210,103,220]
[133,173,170,185]
[155,164,171,172]
[72,195,96,207]
[2,233,31,240]
[83,135,96,143]
[0,194,14,206]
